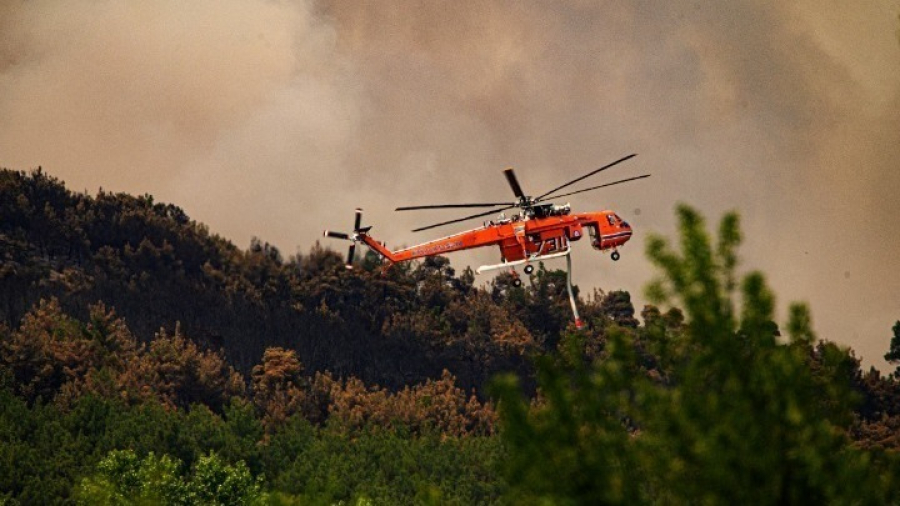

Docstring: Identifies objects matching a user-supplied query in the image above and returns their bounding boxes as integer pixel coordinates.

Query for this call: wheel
[611,251,620,261]
[524,264,535,274]
[512,278,522,288]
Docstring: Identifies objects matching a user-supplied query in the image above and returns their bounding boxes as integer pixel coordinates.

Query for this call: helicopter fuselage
[360,209,633,267]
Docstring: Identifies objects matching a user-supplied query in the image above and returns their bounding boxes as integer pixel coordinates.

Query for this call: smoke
[1,0,898,367]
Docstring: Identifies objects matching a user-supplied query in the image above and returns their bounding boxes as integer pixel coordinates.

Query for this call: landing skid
[476,248,584,330]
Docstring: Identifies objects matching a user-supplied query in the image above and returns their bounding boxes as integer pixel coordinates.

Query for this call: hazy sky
[2,0,899,368]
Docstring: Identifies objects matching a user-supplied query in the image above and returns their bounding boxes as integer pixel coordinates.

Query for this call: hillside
[2,167,900,503]
[0,167,604,391]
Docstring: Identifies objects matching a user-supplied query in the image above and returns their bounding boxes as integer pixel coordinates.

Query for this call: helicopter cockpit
[586,212,632,252]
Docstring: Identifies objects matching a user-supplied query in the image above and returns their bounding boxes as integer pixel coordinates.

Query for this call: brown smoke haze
[2,1,899,368]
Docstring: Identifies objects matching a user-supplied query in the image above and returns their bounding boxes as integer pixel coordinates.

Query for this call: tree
[492,329,647,504]
[76,450,261,505]
[883,320,900,377]
[76,449,187,505]
[639,206,892,503]
[494,205,900,504]
[251,347,307,429]
[190,453,261,505]
[0,298,98,404]
[122,324,245,412]
[598,290,639,328]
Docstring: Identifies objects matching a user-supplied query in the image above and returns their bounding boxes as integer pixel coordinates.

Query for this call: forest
[2,168,900,504]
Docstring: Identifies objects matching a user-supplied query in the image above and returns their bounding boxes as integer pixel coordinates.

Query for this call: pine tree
[884,320,900,377]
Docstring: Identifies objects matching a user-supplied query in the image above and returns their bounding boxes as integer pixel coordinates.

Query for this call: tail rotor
[323,208,365,269]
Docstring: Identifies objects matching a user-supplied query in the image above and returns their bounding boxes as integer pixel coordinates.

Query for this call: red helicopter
[323,153,649,328]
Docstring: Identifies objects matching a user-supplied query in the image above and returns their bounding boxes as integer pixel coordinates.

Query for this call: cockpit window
[606,215,615,226]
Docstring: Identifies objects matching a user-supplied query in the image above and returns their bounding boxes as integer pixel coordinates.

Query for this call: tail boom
[359,229,485,264]
[359,234,397,263]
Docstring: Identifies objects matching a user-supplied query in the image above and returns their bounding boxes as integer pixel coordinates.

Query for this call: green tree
[76,450,261,505]
[190,453,262,505]
[639,206,893,504]
[492,329,648,504]
[494,205,900,504]
[77,449,187,505]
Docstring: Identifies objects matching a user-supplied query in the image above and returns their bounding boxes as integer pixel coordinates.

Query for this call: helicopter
[323,153,650,328]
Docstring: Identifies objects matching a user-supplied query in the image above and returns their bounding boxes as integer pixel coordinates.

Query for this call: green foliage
[494,205,900,504]
[191,453,261,505]
[265,422,503,505]
[0,372,501,504]
[77,449,186,505]
[492,329,647,504]
[76,450,260,505]
[66,420,501,506]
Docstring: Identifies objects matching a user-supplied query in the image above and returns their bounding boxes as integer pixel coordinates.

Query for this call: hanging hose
[565,253,584,329]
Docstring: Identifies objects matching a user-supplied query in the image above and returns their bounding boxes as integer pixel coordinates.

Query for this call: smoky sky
[2,0,899,368]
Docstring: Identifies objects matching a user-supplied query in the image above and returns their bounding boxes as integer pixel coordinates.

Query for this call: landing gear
[611,250,620,261]
[509,267,524,288]
[524,264,535,275]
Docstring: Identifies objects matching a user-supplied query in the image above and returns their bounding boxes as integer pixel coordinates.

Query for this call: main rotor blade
[347,243,356,266]
[324,230,351,240]
[396,202,515,211]
[535,153,637,201]
[540,174,651,201]
[412,206,516,233]
[353,208,362,230]
[503,167,526,199]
